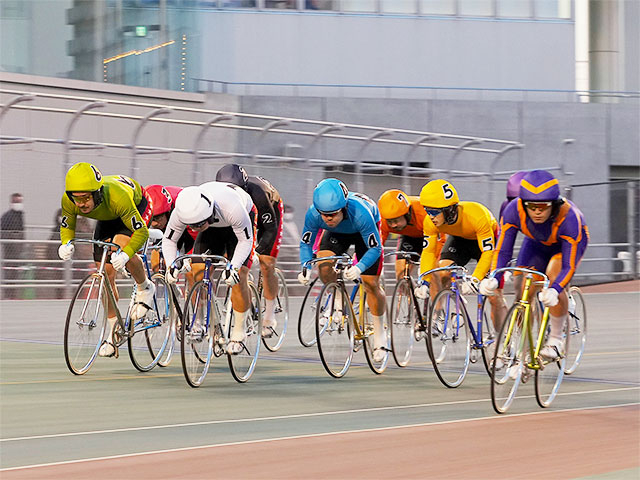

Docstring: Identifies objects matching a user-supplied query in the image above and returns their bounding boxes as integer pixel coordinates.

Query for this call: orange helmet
[378,189,411,219]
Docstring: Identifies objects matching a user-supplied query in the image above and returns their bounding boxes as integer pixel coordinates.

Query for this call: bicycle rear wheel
[262,269,289,352]
[298,277,321,347]
[64,273,108,375]
[316,282,354,378]
[535,314,568,408]
[181,281,213,388]
[128,274,173,372]
[427,289,471,388]
[389,278,417,367]
[491,304,525,414]
[564,286,587,375]
[228,282,262,383]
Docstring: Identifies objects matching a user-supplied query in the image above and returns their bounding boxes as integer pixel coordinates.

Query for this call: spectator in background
[1,193,25,299]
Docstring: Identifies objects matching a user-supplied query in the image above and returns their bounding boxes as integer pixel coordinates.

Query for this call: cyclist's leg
[258,254,278,327]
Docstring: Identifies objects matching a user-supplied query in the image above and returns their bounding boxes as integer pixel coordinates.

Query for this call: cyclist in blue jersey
[298,178,387,362]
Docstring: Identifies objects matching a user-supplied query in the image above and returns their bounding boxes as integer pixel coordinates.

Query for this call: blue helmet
[519,170,560,202]
[313,178,348,213]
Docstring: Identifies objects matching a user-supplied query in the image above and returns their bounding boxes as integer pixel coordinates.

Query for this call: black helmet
[216,164,249,189]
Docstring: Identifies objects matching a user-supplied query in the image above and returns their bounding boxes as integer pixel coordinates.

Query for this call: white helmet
[175,186,214,225]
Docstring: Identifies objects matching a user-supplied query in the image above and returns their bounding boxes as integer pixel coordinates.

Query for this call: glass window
[419,0,456,15]
[459,0,493,16]
[497,0,531,17]
[381,0,418,14]
[339,0,377,12]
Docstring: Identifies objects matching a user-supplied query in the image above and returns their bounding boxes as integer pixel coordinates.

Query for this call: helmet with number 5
[419,179,459,208]
[174,186,214,225]
[313,178,348,213]
[378,189,411,219]
[65,162,105,205]
[146,184,173,216]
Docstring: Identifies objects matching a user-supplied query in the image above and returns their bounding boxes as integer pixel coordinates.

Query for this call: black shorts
[439,235,481,267]
[318,231,382,276]
[92,195,150,261]
[395,235,423,256]
[192,227,253,268]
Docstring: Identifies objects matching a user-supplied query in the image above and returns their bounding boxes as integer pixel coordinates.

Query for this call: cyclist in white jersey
[162,181,257,355]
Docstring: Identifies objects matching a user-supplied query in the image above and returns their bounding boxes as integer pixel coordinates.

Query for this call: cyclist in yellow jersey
[416,179,506,326]
[58,162,154,357]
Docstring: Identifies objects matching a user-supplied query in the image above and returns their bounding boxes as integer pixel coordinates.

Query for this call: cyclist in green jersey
[58,162,154,357]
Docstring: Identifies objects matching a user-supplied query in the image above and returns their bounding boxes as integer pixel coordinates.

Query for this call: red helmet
[146,184,174,216]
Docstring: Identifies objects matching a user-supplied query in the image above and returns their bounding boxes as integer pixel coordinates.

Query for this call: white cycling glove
[58,243,75,261]
[460,277,480,296]
[344,265,362,281]
[110,251,130,272]
[165,258,191,285]
[479,278,499,296]
[224,265,241,287]
[298,268,312,286]
[414,282,429,299]
[539,288,559,307]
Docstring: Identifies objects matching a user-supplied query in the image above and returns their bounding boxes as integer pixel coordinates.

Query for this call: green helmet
[65,162,104,192]
[65,162,105,206]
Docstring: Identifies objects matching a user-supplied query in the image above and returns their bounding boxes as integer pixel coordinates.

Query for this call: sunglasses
[524,201,552,212]
[423,207,443,217]
[319,210,342,218]
[71,194,93,205]
[188,219,209,229]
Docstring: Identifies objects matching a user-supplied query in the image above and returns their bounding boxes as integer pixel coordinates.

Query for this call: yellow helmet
[65,162,104,192]
[378,189,411,219]
[419,179,459,208]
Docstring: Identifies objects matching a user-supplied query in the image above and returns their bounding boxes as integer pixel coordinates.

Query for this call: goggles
[524,201,552,212]
[423,206,444,217]
[319,209,342,218]
[71,193,93,205]
[187,219,209,229]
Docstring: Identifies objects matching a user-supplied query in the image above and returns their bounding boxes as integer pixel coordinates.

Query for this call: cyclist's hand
[460,277,480,295]
[110,251,130,272]
[344,265,362,281]
[166,259,190,285]
[58,243,74,261]
[539,288,559,307]
[224,265,241,287]
[298,268,312,286]
[414,281,429,299]
[479,278,499,296]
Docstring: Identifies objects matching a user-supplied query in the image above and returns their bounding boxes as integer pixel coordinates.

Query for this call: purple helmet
[519,170,560,202]
[506,171,527,200]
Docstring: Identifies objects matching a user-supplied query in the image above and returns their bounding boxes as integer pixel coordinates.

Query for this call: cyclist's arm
[472,219,496,280]
[552,214,585,293]
[59,196,78,244]
[116,204,149,258]
[162,211,187,268]
[354,216,382,273]
[299,207,320,267]
[228,205,254,270]
[419,233,438,281]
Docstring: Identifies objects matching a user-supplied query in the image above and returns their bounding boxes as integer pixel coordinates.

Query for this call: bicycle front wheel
[361,290,390,374]
[535,314,568,408]
[427,289,471,388]
[64,274,108,375]
[479,295,498,375]
[158,284,184,367]
[181,281,213,388]
[389,278,417,367]
[491,304,525,414]
[228,282,262,383]
[298,277,321,347]
[316,282,354,378]
[564,286,587,375]
[262,269,289,352]
[128,274,173,372]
